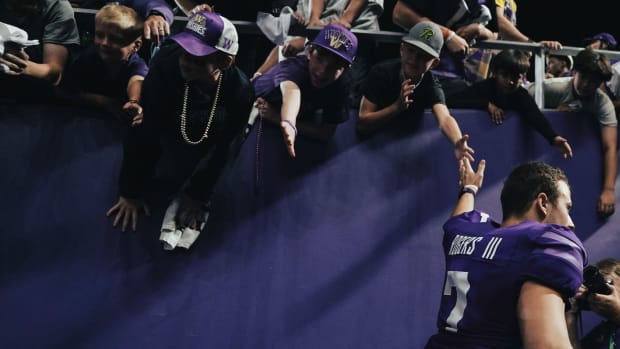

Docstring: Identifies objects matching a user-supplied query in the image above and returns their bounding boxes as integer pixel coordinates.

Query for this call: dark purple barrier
[0,104,617,348]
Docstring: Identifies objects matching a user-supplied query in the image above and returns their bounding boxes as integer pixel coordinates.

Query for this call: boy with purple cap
[253,23,357,158]
[585,32,617,51]
[358,21,474,161]
[107,10,254,233]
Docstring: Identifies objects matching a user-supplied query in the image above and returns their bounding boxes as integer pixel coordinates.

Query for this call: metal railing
[74,8,620,108]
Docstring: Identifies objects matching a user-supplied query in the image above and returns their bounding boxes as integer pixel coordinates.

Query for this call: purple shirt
[253,55,351,124]
[62,46,149,102]
[120,0,174,24]
[425,210,587,349]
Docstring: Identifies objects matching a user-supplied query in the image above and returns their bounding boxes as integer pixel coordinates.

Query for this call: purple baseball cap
[584,32,617,49]
[310,24,358,64]
[170,11,238,56]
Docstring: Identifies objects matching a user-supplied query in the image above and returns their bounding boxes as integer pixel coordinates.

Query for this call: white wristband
[460,184,479,197]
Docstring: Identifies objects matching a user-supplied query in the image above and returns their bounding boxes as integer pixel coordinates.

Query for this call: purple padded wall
[0,105,617,348]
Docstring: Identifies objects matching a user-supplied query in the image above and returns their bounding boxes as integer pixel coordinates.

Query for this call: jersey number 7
[443,270,470,333]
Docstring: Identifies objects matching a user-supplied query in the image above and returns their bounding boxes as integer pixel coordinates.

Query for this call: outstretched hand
[552,136,573,159]
[459,158,486,189]
[487,102,504,125]
[598,188,616,218]
[281,120,297,158]
[106,196,150,232]
[454,134,475,162]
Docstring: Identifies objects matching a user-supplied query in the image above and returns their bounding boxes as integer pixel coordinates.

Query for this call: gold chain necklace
[179,74,222,145]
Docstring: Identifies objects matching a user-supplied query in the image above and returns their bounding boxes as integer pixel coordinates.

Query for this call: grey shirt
[0,0,80,63]
[526,77,617,127]
[316,0,384,31]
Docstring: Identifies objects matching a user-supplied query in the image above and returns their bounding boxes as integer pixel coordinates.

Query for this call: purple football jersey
[425,210,587,349]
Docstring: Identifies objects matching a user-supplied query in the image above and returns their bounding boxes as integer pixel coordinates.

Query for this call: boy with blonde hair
[61,4,148,126]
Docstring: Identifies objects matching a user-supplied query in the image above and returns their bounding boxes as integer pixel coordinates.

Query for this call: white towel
[159,198,210,250]
[256,6,295,46]
[0,21,39,55]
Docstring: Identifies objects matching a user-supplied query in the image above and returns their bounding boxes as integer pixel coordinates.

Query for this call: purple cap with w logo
[310,23,358,64]
[170,11,238,56]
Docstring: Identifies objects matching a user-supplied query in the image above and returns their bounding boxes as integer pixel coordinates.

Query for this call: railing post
[533,46,545,109]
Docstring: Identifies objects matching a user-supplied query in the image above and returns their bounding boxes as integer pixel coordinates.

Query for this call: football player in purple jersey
[425,159,587,349]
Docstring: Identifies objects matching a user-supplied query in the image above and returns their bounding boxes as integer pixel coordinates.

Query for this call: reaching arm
[495,5,560,49]
[309,0,327,26]
[432,103,475,161]
[515,89,573,158]
[123,0,174,23]
[279,80,302,157]
[392,0,429,30]
[332,0,368,29]
[598,126,617,217]
[495,6,529,42]
[252,45,279,81]
[518,281,574,349]
[21,43,69,85]
[279,81,338,147]
[124,75,145,126]
[126,75,144,102]
[452,158,485,216]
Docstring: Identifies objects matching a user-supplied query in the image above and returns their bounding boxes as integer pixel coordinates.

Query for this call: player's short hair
[573,47,613,82]
[500,162,569,218]
[95,4,144,41]
[490,49,530,77]
[595,258,620,278]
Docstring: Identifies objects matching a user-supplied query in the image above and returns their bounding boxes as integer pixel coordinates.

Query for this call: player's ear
[535,192,549,217]
[429,57,440,69]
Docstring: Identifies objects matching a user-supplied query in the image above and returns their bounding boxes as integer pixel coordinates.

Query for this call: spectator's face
[546,57,567,77]
[573,71,604,97]
[587,39,609,50]
[178,50,220,83]
[307,46,348,88]
[495,69,524,94]
[94,22,139,64]
[542,180,575,230]
[399,43,437,81]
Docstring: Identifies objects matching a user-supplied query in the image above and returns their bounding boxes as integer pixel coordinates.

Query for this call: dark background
[517,0,619,47]
[380,0,619,49]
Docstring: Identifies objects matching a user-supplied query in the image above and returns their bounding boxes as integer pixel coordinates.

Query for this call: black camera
[577,265,613,310]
